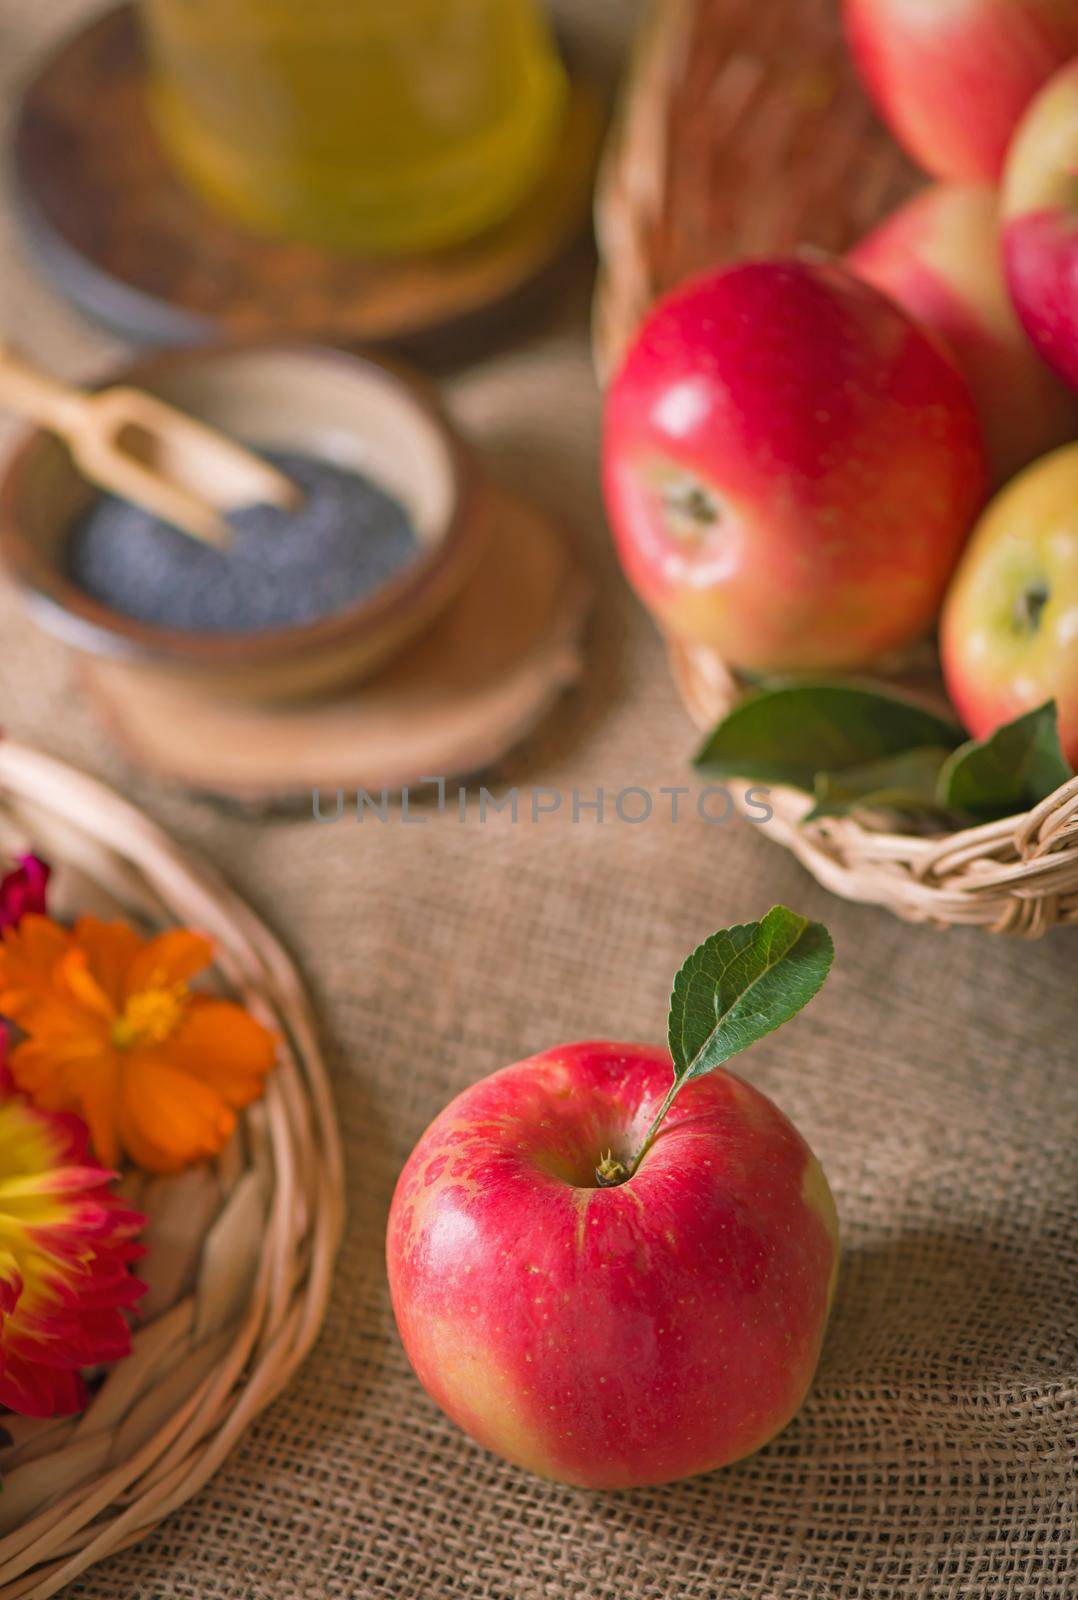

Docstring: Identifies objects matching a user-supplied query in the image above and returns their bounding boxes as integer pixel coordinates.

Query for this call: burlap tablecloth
[0,2,1075,1594]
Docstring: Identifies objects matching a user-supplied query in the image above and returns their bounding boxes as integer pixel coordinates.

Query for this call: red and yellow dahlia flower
[0,1066,144,1416]
[0,916,276,1173]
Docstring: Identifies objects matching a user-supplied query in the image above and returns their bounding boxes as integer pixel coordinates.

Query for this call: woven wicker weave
[0,741,343,1598]
[593,0,1078,935]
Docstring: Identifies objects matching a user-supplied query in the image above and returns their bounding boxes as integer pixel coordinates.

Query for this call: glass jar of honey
[139,0,568,254]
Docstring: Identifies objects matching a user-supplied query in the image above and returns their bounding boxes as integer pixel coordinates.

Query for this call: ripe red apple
[849,183,1078,486]
[601,258,987,674]
[843,0,1078,180]
[1001,59,1078,394]
[387,1040,838,1489]
[941,443,1078,764]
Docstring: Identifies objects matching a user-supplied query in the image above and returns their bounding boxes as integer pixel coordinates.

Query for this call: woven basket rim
[0,739,344,1598]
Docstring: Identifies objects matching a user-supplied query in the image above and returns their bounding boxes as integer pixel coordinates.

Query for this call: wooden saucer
[79,485,591,805]
[13,6,602,350]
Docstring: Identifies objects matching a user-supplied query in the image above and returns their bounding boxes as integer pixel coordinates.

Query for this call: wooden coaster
[79,485,591,805]
[13,5,602,350]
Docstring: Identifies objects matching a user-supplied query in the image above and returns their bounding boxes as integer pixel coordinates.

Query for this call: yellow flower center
[111,980,189,1049]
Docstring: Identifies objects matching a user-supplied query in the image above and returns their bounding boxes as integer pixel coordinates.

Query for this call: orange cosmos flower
[0,1063,145,1416]
[0,916,276,1173]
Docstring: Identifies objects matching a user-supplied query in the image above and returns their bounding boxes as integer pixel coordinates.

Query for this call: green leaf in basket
[600,906,833,1187]
[694,681,963,791]
[936,702,1073,822]
[807,745,954,821]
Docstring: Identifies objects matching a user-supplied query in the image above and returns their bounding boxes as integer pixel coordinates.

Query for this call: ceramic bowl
[0,343,481,702]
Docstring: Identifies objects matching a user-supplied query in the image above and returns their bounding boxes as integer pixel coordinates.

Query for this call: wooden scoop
[0,344,300,547]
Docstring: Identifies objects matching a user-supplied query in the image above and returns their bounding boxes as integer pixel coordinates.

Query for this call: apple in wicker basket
[388,908,839,1489]
[842,0,1078,181]
[848,183,1078,486]
[941,443,1078,765]
[1001,59,1078,394]
[601,259,987,674]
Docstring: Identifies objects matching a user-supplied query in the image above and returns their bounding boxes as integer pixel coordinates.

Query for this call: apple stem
[593,1081,681,1188]
[625,1079,682,1179]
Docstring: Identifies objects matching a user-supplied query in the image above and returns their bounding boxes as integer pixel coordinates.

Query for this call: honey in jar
[140,0,568,254]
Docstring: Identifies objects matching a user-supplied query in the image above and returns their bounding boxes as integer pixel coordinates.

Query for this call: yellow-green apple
[843,0,1078,180]
[387,1041,838,1487]
[1001,59,1078,393]
[849,183,1078,486]
[601,258,987,674]
[941,443,1078,763]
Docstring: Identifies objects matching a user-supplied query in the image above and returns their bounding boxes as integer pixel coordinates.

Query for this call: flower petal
[10,1039,123,1169]
[157,1000,277,1107]
[0,1087,145,1417]
[72,918,143,1009]
[0,915,72,1014]
[124,929,214,996]
[0,1352,87,1417]
[118,1058,236,1173]
[0,855,50,931]
[57,950,116,1023]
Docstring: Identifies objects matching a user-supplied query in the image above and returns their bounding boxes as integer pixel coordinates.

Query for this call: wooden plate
[13,5,603,351]
[79,484,591,806]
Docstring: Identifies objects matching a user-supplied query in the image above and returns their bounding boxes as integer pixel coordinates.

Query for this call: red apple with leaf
[843,0,1078,181]
[1001,58,1078,394]
[849,183,1078,486]
[387,908,837,1489]
[601,258,987,673]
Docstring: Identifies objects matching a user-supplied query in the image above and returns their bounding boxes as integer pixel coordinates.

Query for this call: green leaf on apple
[615,906,833,1183]
[806,746,954,821]
[936,701,1073,822]
[669,905,833,1082]
[694,681,963,790]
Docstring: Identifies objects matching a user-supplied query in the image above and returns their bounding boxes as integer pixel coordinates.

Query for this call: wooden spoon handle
[0,343,90,435]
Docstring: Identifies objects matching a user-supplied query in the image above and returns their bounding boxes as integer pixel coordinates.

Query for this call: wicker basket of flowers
[0,740,343,1597]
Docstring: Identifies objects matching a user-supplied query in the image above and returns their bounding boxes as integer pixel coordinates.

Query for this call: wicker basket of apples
[594,0,1078,935]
